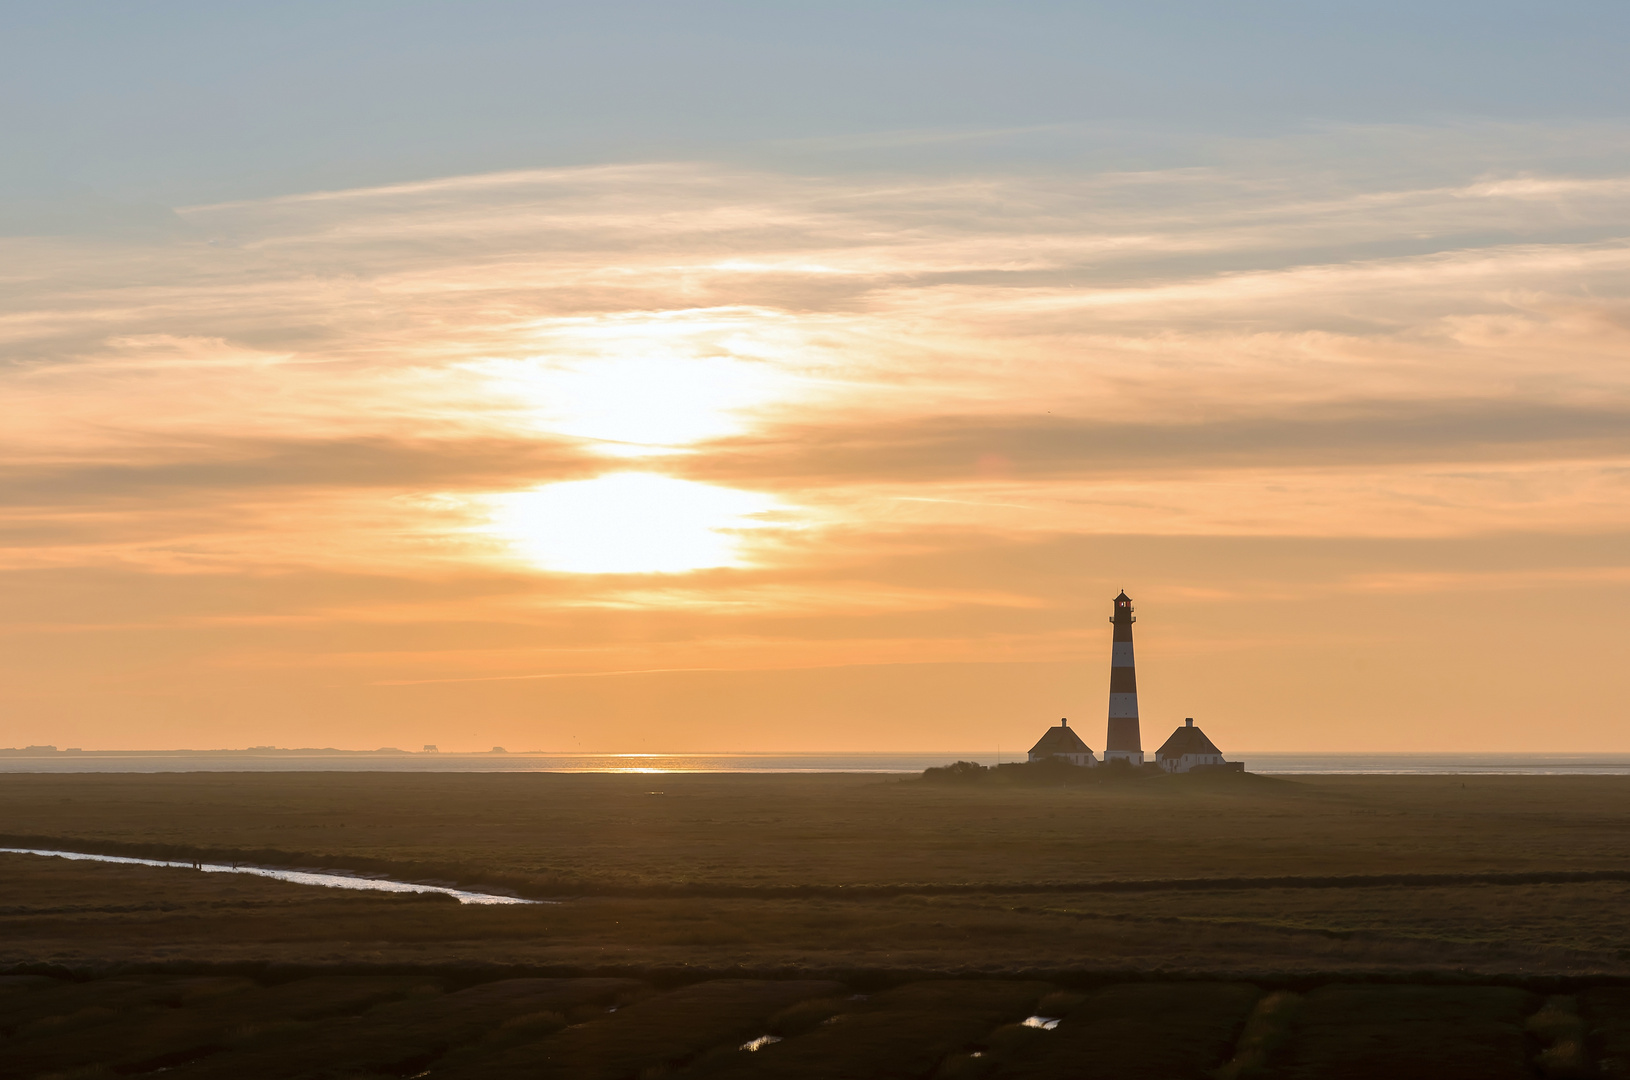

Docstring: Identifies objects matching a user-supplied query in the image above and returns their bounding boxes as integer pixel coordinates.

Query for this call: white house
[1027,718,1098,767]
[1155,718,1241,773]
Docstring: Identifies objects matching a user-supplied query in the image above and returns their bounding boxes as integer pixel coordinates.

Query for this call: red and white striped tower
[1103,590,1144,765]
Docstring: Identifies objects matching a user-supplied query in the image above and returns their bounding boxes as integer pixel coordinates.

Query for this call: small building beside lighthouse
[1027,719,1097,767]
[1155,718,1242,773]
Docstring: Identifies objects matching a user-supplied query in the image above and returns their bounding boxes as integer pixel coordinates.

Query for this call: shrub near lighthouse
[1104,591,1144,765]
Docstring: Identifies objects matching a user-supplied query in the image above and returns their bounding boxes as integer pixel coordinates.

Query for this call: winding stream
[2,847,547,905]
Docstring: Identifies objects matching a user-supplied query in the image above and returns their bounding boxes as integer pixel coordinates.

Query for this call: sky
[3,2,1629,753]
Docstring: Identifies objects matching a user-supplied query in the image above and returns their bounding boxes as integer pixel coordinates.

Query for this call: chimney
[1062,718,1068,727]
[1185,718,1193,727]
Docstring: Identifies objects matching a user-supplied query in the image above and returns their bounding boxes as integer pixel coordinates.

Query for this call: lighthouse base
[1101,750,1144,766]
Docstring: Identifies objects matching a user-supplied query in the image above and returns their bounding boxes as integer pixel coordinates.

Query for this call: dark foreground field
[7,969,1630,1080]
[3,771,1630,1077]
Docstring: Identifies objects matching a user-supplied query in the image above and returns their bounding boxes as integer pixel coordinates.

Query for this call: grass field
[4,770,1630,890]
[2,772,1629,976]
[3,771,1630,1077]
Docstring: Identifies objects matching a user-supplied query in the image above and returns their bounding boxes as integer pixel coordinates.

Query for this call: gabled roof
[1029,724,1092,756]
[1156,724,1222,759]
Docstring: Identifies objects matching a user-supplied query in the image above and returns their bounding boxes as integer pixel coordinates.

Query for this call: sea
[2,751,1629,775]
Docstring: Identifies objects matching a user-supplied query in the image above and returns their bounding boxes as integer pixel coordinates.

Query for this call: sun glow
[475,311,801,455]
[486,473,783,574]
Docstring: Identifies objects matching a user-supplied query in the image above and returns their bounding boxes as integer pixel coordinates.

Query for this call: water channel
[2,847,546,905]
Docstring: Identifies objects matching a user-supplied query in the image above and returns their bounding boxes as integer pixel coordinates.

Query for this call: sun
[485,473,781,574]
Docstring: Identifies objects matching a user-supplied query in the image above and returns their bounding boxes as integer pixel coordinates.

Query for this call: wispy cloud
[5,125,1630,749]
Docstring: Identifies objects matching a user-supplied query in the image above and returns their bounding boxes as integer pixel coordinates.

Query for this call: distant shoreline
[2,750,1629,775]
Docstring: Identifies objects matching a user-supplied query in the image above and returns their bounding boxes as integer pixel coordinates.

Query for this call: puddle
[1022,1015,1061,1030]
[1,847,547,905]
[740,1035,782,1052]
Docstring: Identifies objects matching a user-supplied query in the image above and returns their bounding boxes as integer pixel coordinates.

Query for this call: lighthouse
[1103,590,1144,765]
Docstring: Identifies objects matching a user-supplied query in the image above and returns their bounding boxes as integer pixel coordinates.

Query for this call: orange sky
[5,136,1630,753]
